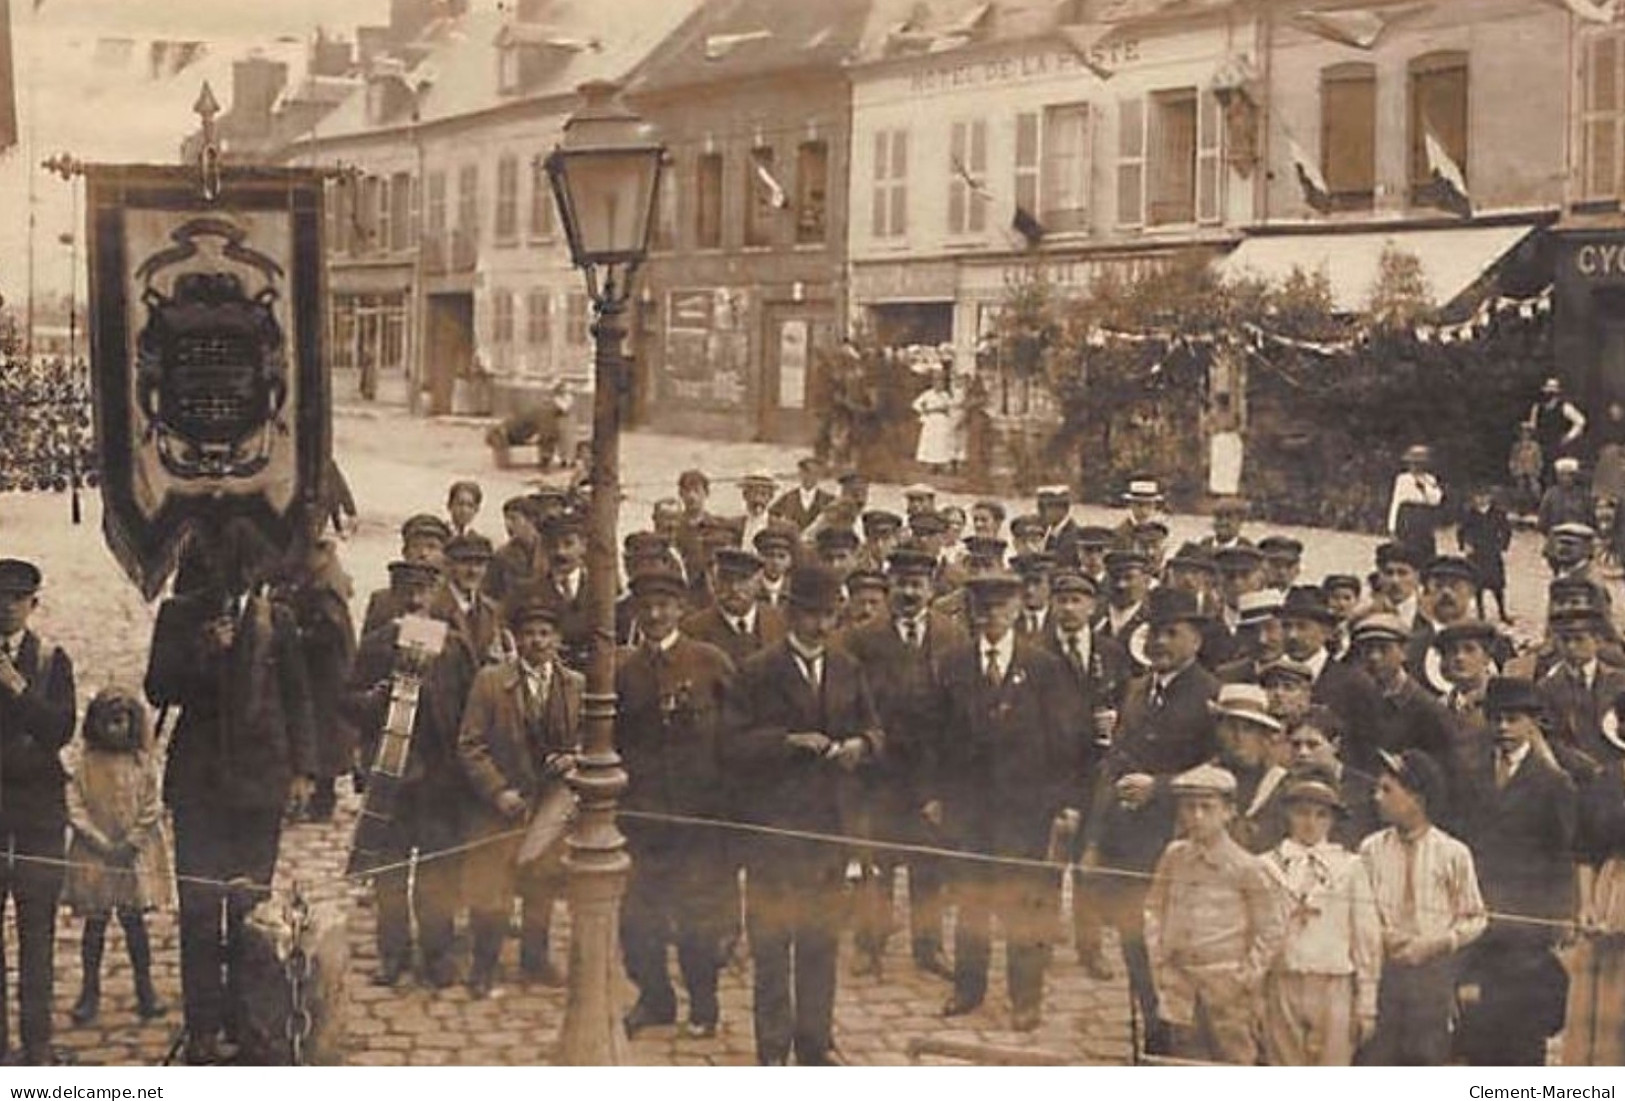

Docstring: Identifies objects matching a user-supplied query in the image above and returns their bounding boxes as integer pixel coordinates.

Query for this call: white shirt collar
[646,628,681,653]
[1304,648,1330,681]
[788,633,825,663]
[799,485,820,508]
[728,605,759,634]
[981,630,1016,671]
[1396,593,1419,628]
[1567,658,1600,688]
[1499,740,1533,777]
[1108,601,1142,631]
[519,657,553,687]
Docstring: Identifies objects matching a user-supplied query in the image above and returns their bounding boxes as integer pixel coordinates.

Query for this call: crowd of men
[3,455,1623,1067]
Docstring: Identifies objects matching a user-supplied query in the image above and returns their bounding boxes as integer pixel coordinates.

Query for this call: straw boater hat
[1208,683,1283,732]
[1122,478,1165,506]
[1236,589,1285,628]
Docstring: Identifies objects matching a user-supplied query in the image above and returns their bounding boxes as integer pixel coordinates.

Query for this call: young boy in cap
[1144,763,1284,1064]
[1260,776,1381,1065]
[362,514,455,633]
[1358,749,1487,1065]
[0,560,76,1065]
[753,526,796,609]
[1457,485,1513,624]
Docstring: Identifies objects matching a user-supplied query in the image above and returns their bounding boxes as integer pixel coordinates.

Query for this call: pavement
[0,402,1567,1066]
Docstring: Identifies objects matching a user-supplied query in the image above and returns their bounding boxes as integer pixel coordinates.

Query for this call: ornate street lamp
[545,80,664,1067]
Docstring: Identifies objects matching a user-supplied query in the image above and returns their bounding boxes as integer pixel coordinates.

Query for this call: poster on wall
[85,164,330,598]
[778,319,808,410]
[665,287,749,409]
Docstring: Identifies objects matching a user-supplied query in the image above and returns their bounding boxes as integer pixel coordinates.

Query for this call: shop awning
[1217,224,1537,313]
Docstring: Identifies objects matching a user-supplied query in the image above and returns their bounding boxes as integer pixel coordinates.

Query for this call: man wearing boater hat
[1080,588,1220,1053]
[721,565,882,1065]
[0,560,76,1066]
[929,569,1085,1031]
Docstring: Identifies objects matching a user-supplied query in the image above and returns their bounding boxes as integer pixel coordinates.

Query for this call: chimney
[230,57,288,138]
[310,32,353,78]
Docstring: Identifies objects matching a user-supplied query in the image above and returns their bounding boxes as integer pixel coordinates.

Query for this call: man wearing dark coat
[840,547,967,979]
[277,538,358,822]
[929,571,1087,1031]
[483,496,548,608]
[0,559,76,1066]
[1454,677,1578,1066]
[616,567,736,1039]
[530,512,593,672]
[344,560,476,990]
[1537,605,1625,778]
[720,565,883,1066]
[1350,614,1456,775]
[362,514,452,633]
[144,531,317,1065]
[680,548,786,668]
[1080,588,1220,1053]
[433,533,510,667]
[769,457,834,533]
[457,595,583,997]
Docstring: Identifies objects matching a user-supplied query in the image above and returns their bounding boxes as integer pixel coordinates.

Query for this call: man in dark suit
[0,560,76,1066]
[145,530,316,1064]
[1096,549,1152,662]
[432,533,510,666]
[840,547,967,980]
[1537,605,1625,776]
[484,496,547,607]
[681,548,786,668]
[1280,586,1385,771]
[1407,557,1513,699]
[1455,677,1577,1066]
[929,571,1085,1031]
[1349,613,1453,774]
[530,512,592,672]
[1036,485,1081,555]
[616,566,737,1038]
[345,561,477,990]
[754,526,797,611]
[1080,588,1219,1052]
[363,514,454,633]
[1035,570,1129,979]
[769,457,833,533]
[720,565,882,1066]
[457,596,583,997]
[1012,552,1055,639]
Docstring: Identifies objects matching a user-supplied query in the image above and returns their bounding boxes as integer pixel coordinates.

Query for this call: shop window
[496,154,519,243]
[696,152,723,249]
[871,128,909,238]
[1321,63,1376,210]
[796,141,828,245]
[1408,51,1468,204]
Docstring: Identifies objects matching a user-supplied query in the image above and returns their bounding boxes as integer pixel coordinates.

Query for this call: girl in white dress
[912,369,956,473]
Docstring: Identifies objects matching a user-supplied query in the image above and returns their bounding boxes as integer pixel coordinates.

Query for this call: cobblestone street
[0,404,1568,1065]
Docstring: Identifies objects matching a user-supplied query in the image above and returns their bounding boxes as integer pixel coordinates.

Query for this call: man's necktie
[1149,679,1166,710]
[732,617,748,637]
[1495,748,1515,790]
[1026,613,1039,634]
[794,652,821,688]
[903,620,921,649]
[1066,634,1085,673]
[984,648,1002,687]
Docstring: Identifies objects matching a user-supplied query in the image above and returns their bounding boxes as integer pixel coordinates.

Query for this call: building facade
[626,0,870,443]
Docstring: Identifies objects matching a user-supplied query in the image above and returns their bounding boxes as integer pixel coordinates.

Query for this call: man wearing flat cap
[929,571,1086,1031]
[843,548,968,979]
[721,565,883,1065]
[615,567,736,1039]
[528,512,593,672]
[1453,678,1577,1067]
[344,559,478,994]
[146,532,318,1063]
[1349,613,1452,777]
[459,595,582,997]
[433,533,510,667]
[857,509,904,573]
[1258,535,1304,592]
[0,560,75,1065]
[1008,514,1049,559]
[682,548,786,668]
[1081,588,1221,1050]
[362,513,456,633]
[1098,548,1153,661]
[1073,526,1115,591]
[753,526,797,610]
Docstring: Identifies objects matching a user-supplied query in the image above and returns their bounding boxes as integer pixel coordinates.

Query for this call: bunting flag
[0,0,15,154]
[704,29,772,61]
[1013,204,1045,246]
[1286,133,1333,214]
[752,152,788,210]
[950,154,993,201]
[1291,6,1426,49]
[1423,126,1472,217]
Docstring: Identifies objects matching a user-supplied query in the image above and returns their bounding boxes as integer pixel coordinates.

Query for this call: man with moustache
[841,548,967,980]
[432,533,510,667]
[1406,557,1511,699]
[1279,586,1382,756]
[681,548,786,669]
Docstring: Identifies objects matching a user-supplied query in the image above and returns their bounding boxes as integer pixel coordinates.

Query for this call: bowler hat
[1484,676,1542,717]
[837,470,868,488]
[1375,542,1425,571]
[0,559,42,595]
[787,565,844,613]
[712,548,764,577]
[444,533,495,562]
[1550,521,1596,541]
[624,531,671,556]
[1133,519,1170,539]
[1145,587,1209,627]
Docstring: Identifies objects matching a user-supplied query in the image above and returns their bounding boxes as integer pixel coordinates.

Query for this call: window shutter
[969,119,988,232]
[408,174,420,248]
[872,130,889,237]
[948,121,967,233]
[1197,90,1223,224]
[1014,111,1040,215]
[1585,35,1622,200]
[1116,97,1144,228]
[891,129,909,237]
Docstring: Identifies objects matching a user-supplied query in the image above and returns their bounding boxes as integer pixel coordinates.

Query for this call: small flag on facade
[1012,204,1045,246]
[752,150,788,210]
[950,154,992,202]
[1286,134,1333,214]
[1423,126,1472,217]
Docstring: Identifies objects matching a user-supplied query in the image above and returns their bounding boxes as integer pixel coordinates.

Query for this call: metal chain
[282,884,316,1067]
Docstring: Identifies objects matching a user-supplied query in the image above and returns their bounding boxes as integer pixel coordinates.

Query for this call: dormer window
[495,24,595,95]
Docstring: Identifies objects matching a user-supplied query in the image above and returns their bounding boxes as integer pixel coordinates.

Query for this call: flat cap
[1215,544,1266,568]
[1074,526,1115,549]
[444,533,495,562]
[1350,612,1410,646]
[1259,657,1315,685]
[712,548,764,576]
[888,547,939,576]
[1051,570,1099,597]
[507,593,561,630]
[1104,548,1151,574]
[860,509,904,533]
[1434,619,1499,651]
[387,559,442,588]
[814,527,860,553]
[964,571,1023,599]
[1170,762,1237,798]
[401,513,453,542]
[1258,535,1304,560]
[1424,555,1478,585]
[1010,552,1056,578]
[753,526,797,554]
[845,567,889,594]
[628,566,688,602]
[0,559,42,594]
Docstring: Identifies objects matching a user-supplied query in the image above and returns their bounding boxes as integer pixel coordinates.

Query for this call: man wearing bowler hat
[0,560,75,1066]
[1279,585,1382,753]
[929,570,1085,1030]
[1454,677,1578,1066]
[616,566,736,1039]
[721,565,882,1065]
[1080,587,1220,1052]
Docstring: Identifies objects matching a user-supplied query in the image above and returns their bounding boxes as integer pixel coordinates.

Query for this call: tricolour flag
[1286,133,1332,214]
[1423,126,1472,217]
[752,152,787,210]
[1012,205,1045,247]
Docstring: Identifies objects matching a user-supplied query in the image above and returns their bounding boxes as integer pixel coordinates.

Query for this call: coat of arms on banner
[85,165,329,599]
